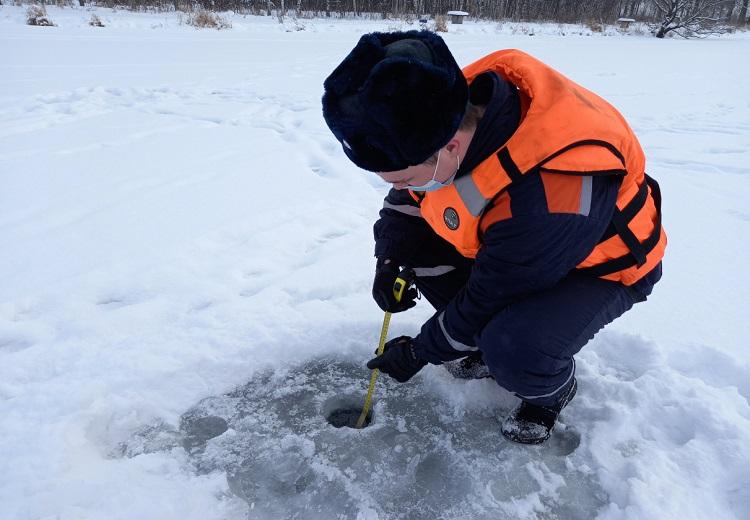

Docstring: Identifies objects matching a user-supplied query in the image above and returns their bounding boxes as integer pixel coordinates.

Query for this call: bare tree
[88,0,746,28]
[652,0,733,37]
[738,0,749,24]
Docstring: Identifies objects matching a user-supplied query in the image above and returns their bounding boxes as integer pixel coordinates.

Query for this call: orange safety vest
[415,50,666,286]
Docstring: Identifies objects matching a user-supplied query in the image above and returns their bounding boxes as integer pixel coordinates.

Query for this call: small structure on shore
[617,18,636,29]
[447,11,469,24]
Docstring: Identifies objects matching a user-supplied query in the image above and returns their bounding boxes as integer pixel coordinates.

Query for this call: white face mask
[407,150,461,192]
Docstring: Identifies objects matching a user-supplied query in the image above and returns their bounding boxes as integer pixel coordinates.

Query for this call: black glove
[372,258,418,313]
[366,336,427,383]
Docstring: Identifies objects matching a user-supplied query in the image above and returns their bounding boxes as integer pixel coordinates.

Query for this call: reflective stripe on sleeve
[412,266,456,277]
[383,201,422,217]
[438,311,478,352]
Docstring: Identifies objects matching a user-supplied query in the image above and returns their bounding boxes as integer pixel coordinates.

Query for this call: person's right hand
[366,335,426,382]
[372,258,418,312]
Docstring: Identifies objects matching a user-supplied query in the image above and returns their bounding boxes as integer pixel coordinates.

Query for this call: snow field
[1,5,750,520]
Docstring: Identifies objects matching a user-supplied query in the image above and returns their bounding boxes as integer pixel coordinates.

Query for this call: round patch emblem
[443,207,460,230]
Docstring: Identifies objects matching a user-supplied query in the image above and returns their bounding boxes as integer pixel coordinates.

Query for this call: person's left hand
[366,336,427,383]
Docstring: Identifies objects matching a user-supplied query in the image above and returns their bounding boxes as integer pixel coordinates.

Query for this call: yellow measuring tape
[355,272,411,429]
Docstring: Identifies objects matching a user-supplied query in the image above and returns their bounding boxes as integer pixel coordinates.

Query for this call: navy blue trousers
[409,234,655,407]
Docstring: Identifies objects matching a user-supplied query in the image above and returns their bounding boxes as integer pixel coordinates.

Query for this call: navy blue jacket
[374,72,660,364]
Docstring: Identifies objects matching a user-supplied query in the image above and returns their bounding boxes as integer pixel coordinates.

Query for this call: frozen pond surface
[120,358,605,519]
[2,6,749,519]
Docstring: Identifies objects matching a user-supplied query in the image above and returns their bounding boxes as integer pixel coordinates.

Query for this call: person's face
[376,144,459,191]
[376,161,438,190]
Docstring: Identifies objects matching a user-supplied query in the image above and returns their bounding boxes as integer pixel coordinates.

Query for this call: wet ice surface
[120,358,605,519]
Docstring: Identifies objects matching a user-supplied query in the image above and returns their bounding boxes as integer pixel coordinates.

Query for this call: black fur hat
[322,31,468,172]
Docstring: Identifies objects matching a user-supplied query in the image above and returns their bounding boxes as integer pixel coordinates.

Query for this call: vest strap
[599,180,648,242]
[611,208,648,267]
[497,148,523,182]
[540,139,627,172]
[579,175,662,278]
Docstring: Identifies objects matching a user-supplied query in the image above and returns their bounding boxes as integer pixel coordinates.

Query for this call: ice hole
[322,395,374,429]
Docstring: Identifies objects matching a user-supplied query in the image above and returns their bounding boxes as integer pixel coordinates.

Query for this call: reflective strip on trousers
[517,359,576,400]
[438,311,478,352]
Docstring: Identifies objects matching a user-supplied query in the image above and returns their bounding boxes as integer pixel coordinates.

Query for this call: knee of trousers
[477,315,572,400]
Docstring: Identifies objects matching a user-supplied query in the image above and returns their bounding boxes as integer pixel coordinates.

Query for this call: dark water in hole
[326,407,371,428]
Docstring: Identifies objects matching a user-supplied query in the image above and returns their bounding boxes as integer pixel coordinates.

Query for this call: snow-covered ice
[1,5,749,520]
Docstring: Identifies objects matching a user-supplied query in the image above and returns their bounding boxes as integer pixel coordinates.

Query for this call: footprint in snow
[588,331,661,382]
[0,334,35,353]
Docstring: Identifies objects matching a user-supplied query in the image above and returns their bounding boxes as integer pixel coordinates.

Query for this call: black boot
[443,352,492,380]
[501,378,577,445]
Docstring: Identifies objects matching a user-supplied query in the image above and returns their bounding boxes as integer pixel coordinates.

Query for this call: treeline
[90,0,748,26]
